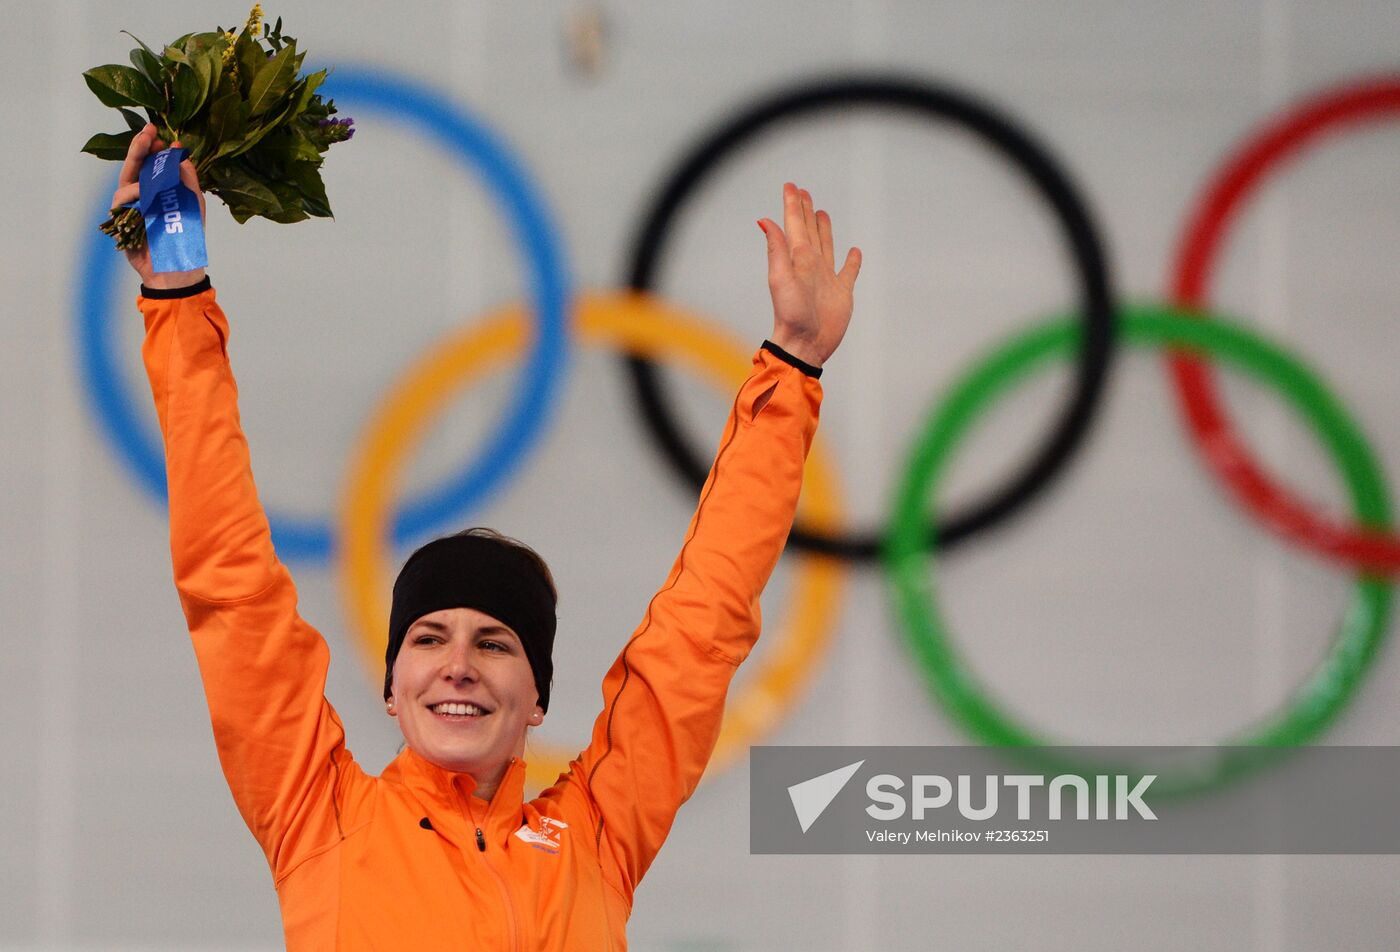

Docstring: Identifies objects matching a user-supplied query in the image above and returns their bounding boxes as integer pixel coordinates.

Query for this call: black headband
[385,534,556,711]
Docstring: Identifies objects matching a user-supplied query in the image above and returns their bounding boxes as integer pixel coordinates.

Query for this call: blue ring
[77,65,571,562]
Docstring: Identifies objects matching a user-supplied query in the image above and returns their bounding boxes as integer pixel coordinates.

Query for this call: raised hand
[757,182,862,368]
[111,123,208,289]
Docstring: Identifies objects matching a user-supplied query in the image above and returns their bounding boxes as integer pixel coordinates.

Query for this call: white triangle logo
[787,760,864,833]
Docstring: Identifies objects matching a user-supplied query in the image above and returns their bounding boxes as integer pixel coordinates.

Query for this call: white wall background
[3,0,1399,948]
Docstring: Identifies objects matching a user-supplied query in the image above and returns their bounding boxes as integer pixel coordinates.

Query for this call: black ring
[623,74,1118,560]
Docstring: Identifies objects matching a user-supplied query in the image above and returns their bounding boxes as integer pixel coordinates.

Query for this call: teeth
[432,702,484,716]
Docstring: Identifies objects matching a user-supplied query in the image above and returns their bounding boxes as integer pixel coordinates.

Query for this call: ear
[527,707,544,725]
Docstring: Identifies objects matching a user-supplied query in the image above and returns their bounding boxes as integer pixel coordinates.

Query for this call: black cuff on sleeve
[140,275,211,299]
[761,340,822,379]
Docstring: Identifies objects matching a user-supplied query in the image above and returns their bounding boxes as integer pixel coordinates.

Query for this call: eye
[412,633,442,646]
[480,639,510,653]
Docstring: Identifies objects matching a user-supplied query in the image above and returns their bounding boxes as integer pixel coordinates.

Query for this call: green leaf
[81,130,137,160]
[211,59,240,103]
[282,68,325,125]
[181,31,221,56]
[247,42,297,117]
[83,64,163,110]
[129,46,162,81]
[256,84,305,137]
[119,107,148,132]
[247,71,327,154]
[176,130,205,162]
[208,91,249,156]
[197,48,222,108]
[261,177,311,223]
[221,99,297,159]
[234,32,266,95]
[122,30,159,58]
[161,44,192,67]
[177,33,223,109]
[209,164,279,215]
[249,126,322,166]
[169,63,204,126]
[263,205,311,224]
[287,161,332,218]
[121,31,164,81]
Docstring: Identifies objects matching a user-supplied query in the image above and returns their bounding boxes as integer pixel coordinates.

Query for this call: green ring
[884,304,1394,795]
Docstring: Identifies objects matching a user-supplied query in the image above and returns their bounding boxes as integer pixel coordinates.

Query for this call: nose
[440,640,479,684]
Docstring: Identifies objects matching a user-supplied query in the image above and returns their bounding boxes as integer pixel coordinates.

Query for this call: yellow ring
[338,291,849,788]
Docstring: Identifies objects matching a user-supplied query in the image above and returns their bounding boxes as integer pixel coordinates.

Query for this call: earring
[386,700,396,715]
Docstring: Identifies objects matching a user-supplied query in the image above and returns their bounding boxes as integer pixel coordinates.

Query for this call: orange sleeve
[138,282,358,880]
[569,346,821,903]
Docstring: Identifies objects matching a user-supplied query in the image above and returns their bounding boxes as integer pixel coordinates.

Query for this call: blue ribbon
[134,147,207,273]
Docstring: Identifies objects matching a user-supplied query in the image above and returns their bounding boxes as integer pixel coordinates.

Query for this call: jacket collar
[383,747,536,846]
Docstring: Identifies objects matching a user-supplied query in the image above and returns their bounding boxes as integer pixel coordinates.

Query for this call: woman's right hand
[757,182,861,369]
[112,123,208,290]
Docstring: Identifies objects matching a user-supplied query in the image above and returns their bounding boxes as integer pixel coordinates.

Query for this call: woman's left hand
[758,182,862,368]
[112,123,208,290]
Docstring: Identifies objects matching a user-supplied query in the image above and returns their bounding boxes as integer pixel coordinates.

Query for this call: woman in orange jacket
[115,123,861,950]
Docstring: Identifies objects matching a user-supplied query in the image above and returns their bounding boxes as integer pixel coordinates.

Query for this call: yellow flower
[221,31,237,66]
[244,3,264,37]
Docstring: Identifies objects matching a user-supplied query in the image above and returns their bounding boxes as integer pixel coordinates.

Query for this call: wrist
[767,331,825,369]
[140,274,211,299]
[141,267,207,292]
[762,339,823,378]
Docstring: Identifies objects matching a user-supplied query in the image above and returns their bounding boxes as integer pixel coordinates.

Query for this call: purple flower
[315,117,356,143]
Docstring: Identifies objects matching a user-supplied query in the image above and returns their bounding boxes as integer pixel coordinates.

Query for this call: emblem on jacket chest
[514,816,568,854]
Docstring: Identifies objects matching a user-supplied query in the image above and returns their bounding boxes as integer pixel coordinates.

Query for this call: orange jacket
[138,280,821,950]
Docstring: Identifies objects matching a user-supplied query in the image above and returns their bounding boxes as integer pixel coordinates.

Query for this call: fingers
[759,218,793,285]
[175,151,200,191]
[782,182,807,252]
[119,123,158,187]
[801,189,818,249]
[179,160,207,218]
[110,183,140,208]
[175,143,206,211]
[111,134,206,220]
[779,183,854,284]
[816,209,834,270]
[837,246,863,291]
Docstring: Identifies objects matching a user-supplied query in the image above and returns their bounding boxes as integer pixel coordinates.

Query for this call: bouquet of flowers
[82,5,352,251]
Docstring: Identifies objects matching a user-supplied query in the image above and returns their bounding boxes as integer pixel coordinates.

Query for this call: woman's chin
[414,739,507,781]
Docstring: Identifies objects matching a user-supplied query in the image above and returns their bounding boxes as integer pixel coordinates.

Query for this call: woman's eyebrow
[410,619,518,639]
[477,625,519,641]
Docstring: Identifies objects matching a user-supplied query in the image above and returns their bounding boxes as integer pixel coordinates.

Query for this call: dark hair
[383,528,558,704]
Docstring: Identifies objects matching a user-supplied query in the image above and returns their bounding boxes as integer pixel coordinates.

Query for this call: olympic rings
[338,291,850,789]
[80,66,1400,785]
[623,74,1117,560]
[1170,75,1400,572]
[77,65,571,562]
[886,304,1394,794]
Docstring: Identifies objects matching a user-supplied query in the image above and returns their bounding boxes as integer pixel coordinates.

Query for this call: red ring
[1169,75,1400,571]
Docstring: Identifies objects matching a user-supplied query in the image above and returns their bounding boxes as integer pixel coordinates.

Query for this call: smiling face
[389,607,543,792]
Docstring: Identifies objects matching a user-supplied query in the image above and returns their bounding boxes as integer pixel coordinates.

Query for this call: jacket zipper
[462,784,521,952]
